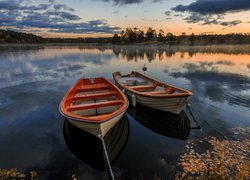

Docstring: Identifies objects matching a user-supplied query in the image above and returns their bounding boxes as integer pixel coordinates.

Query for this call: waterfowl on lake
[127,104,190,140]
[113,71,192,114]
[63,114,129,171]
[142,64,147,73]
[59,77,129,137]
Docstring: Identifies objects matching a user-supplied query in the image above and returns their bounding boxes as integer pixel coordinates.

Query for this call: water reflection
[170,62,250,107]
[127,105,190,140]
[0,45,249,179]
[108,45,250,62]
[63,115,129,171]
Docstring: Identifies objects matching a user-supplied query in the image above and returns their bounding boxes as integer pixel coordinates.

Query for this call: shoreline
[1,43,250,55]
[0,42,250,46]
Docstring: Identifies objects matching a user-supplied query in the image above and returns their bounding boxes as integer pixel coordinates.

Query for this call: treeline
[1,29,250,45]
[112,28,250,45]
[0,29,43,43]
[0,30,111,43]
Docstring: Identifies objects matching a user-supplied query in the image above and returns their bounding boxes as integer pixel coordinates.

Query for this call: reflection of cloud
[172,63,249,90]
[0,75,117,179]
[216,60,235,66]
[0,82,56,121]
[247,64,250,72]
[170,62,250,107]
[0,47,115,88]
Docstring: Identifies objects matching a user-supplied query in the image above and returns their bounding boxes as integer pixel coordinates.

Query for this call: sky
[0,0,250,37]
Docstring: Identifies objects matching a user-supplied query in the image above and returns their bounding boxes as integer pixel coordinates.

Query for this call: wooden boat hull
[113,71,192,114]
[66,110,126,137]
[124,88,187,114]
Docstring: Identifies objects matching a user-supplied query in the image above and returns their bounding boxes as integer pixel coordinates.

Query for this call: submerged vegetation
[1,29,250,45]
[176,127,250,179]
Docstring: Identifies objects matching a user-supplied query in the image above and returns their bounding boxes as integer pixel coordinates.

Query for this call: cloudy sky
[0,0,250,37]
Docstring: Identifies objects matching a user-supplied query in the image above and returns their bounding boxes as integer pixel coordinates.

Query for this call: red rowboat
[59,78,129,137]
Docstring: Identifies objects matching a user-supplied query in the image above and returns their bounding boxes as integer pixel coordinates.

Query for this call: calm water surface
[0,45,249,179]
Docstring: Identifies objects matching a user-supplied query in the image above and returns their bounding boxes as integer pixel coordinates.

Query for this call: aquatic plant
[0,168,37,180]
[176,127,250,179]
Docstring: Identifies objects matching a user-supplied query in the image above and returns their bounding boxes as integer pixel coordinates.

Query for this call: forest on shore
[1,28,250,45]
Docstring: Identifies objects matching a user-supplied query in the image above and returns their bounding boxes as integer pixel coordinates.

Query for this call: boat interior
[65,78,125,117]
[118,72,183,95]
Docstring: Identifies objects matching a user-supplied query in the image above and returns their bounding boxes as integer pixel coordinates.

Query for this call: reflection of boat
[59,78,129,137]
[63,114,130,171]
[127,105,190,140]
[113,71,192,114]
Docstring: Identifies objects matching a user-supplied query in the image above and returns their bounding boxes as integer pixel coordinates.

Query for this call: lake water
[0,45,249,179]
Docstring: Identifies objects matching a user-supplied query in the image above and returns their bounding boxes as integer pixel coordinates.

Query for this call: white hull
[127,91,186,113]
[113,71,192,114]
[68,111,126,137]
[117,83,187,114]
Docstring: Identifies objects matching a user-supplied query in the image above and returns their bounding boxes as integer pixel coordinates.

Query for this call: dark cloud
[99,0,143,5]
[27,4,51,11]
[164,11,171,16]
[0,0,21,10]
[97,0,162,5]
[54,4,74,12]
[184,13,220,24]
[172,0,248,26]
[0,10,20,24]
[0,0,120,34]
[172,0,250,14]
[0,0,51,11]
[46,11,81,20]
[183,12,242,26]
[173,14,183,17]
[220,20,242,26]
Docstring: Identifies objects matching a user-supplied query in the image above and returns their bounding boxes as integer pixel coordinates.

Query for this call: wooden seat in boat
[147,87,174,94]
[75,83,110,92]
[72,91,116,101]
[129,84,155,91]
[68,100,123,111]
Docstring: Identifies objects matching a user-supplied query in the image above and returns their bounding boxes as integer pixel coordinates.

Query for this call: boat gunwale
[113,71,193,98]
[59,77,129,123]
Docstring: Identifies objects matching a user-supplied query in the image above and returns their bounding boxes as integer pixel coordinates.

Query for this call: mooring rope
[185,102,201,130]
[98,134,115,180]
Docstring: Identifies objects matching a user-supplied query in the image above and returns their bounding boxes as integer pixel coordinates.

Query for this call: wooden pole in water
[98,134,115,180]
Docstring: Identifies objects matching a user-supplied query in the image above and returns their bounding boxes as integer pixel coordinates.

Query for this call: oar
[98,134,115,180]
